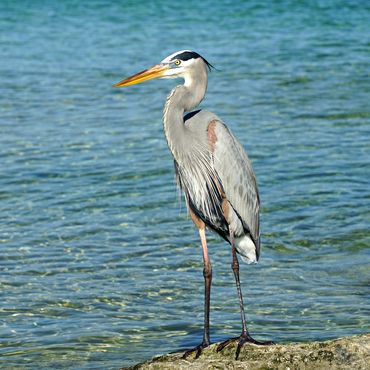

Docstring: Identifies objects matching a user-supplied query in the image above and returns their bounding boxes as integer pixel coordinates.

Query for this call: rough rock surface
[122,333,369,370]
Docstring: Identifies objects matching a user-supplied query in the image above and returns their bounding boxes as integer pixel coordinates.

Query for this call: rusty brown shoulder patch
[207,120,218,153]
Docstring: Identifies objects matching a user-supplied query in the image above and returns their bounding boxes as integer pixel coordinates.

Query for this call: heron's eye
[174,59,181,66]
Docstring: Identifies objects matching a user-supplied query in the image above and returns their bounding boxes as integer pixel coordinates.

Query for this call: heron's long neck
[163,75,207,161]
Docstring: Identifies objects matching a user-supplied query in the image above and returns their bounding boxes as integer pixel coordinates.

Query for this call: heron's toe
[216,333,275,360]
[182,341,210,359]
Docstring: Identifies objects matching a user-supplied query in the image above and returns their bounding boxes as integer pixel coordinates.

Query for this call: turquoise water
[1,1,369,369]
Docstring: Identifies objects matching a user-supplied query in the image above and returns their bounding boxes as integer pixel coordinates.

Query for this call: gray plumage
[161,51,260,263]
[113,49,272,360]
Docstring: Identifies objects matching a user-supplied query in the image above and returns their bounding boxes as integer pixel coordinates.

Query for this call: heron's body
[161,55,260,263]
[113,50,273,360]
[172,109,260,263]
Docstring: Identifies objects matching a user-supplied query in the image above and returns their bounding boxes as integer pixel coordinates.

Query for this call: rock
[122,333,369,370]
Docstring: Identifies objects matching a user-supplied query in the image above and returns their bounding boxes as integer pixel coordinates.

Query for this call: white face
[160,50,201,79]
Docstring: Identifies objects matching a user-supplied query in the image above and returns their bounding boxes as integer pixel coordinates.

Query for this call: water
[1,1,369,369]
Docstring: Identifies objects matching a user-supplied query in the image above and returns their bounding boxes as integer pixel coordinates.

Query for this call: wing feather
[174,110,260,253]
[211,120,260,245]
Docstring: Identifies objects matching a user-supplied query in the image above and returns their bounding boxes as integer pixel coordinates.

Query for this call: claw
[182,341,210,359]
[216,333,274,360]
[216,336,237,352]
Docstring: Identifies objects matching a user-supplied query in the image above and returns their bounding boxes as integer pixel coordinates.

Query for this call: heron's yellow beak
[112,64,169,88]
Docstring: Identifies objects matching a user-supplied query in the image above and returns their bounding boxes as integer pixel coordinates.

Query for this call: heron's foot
[182,341,210,360]
[216,333,274,360]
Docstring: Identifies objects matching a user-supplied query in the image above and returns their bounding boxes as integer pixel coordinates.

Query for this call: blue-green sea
[1,1,369,369]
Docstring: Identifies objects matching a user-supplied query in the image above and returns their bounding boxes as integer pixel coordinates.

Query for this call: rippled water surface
[1,1,369,369]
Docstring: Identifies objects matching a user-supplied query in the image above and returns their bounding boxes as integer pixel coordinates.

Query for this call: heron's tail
[235,235,258,264]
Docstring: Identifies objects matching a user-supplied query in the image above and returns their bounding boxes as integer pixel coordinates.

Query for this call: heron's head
[113,50,213,88]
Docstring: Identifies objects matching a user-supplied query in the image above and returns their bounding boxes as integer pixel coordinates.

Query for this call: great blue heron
[113,50,273,360]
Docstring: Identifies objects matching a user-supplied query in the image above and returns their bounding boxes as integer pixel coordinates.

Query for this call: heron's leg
[231,236,248,335]
[183,213,212,359]
[199,227,212,347]
[216,231,274,360]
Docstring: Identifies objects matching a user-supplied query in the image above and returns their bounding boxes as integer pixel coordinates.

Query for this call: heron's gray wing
[210,120,260,243]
